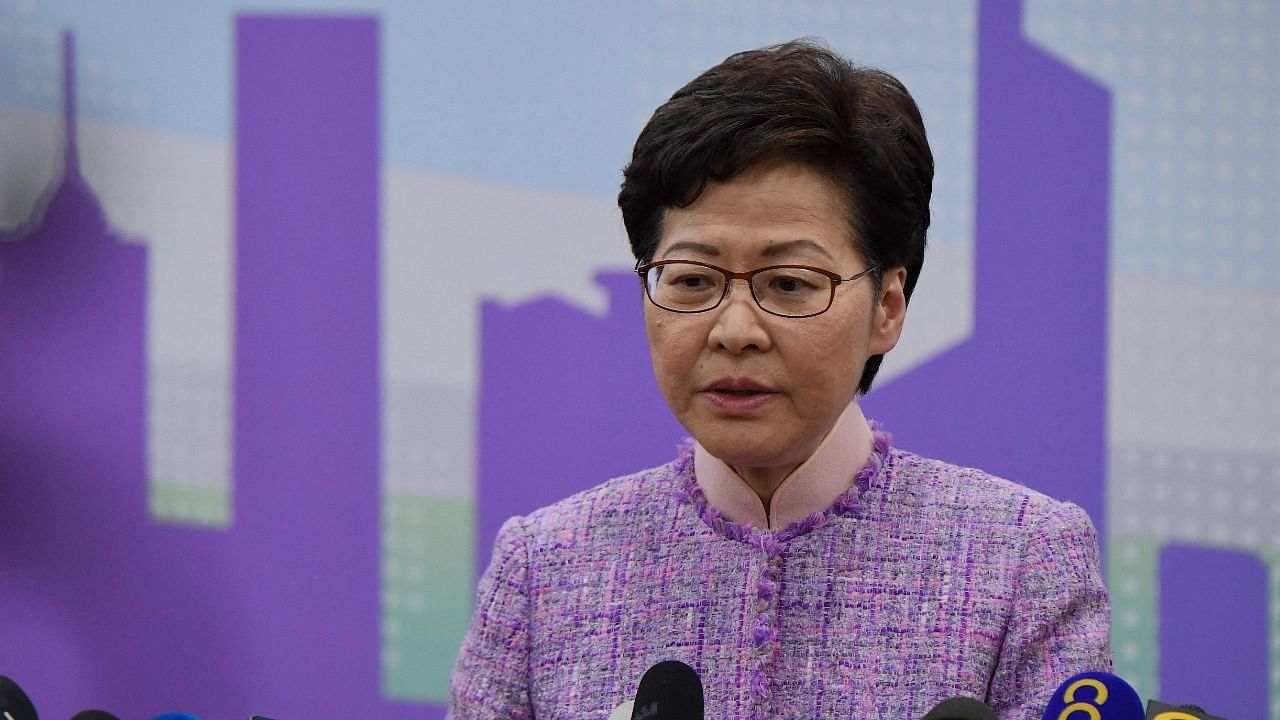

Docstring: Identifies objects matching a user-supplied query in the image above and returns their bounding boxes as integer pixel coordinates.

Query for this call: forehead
[655,161,857,262]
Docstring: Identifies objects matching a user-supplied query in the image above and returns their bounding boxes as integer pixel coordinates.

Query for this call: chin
[697,432,799,470]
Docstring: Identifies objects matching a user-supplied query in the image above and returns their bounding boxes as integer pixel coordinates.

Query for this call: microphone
[1042,672,1145,720]
[630,660,703,720]
[1144,700,1227,720]
[1,676,38,720]
[70,712,120,720]
[923,696,997,720]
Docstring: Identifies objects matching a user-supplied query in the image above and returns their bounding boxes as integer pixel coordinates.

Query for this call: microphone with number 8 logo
[1041,672,1144,720]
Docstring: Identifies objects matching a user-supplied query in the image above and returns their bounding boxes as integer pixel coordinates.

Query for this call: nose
[706,280,773,354]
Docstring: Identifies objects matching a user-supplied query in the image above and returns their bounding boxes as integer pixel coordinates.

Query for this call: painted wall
[1,0,1276,717]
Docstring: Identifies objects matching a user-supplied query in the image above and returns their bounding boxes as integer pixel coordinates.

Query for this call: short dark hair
[618,39,933,394]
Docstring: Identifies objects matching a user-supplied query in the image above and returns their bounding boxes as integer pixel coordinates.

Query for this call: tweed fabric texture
[449,429,1111,719]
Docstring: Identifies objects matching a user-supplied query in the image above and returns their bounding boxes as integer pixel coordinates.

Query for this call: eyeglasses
[636,259,881,319]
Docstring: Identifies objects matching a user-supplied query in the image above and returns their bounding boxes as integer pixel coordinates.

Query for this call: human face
[643,161,906,492]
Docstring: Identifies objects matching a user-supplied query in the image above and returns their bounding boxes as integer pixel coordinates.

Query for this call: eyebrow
[660,238,836,262]
[761,238,836,261]
[660,241,720,258]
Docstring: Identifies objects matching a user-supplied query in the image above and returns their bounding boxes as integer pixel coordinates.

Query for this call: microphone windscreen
[1042,672,1145,720]
[923,696,998,720]
[0,675,38,720]
[631,660,704,720]
[70,711,120,720]
[1144,699,1226,720]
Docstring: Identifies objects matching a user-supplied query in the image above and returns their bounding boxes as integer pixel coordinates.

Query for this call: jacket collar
[693,402,873,530]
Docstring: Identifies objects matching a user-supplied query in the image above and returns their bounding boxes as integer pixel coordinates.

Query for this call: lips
[700,377,777,413]
[702,377,775,394]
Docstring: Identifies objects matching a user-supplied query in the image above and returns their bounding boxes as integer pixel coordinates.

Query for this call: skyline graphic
[0,22,449,718]
[0,29,247,717]
[1,1,1277,717]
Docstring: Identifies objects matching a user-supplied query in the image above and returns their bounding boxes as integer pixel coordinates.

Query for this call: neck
[693,401,872,530]
[731,462,801,511]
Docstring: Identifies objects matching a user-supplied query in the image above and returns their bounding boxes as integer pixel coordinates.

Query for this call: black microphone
[70,712,120,720]
[923,696,997,720]
[630,660,703,720]
[0,676,38,720]
[1144,699,1227,720]
[1041,672,1145,720]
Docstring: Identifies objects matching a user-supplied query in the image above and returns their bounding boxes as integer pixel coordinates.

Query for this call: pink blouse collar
[692,402,874,530]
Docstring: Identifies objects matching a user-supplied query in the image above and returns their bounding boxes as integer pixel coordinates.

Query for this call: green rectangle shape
[149,478,232,527]
[1107,536,1160,702]
[382,494,475,703]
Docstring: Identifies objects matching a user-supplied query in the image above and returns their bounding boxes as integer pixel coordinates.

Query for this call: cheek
[646,317,712,388]
[646,328,700,415]
[644,314,668,360]
[787,322,864,390]
[652,326,696,371]
[645,317,687,375]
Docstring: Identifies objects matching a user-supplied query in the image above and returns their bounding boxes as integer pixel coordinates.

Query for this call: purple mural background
[0,32,251,719]
[1160,545,1267,714]
[0,0,1269,717]
[1,18,435,720]
[861,0,1109,526]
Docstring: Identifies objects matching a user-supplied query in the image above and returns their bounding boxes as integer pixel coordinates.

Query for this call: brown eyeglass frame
[635,259,881,319]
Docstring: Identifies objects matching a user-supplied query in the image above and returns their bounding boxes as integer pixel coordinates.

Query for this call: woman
[450,40,1110,719]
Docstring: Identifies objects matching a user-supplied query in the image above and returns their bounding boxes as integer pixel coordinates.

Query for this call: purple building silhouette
[477,272,686,571]
[0,20,444,719]
[859,0,1109,527]
[0,31,250,716]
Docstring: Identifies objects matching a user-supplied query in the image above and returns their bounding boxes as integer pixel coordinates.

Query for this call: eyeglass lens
[643,262,833,317]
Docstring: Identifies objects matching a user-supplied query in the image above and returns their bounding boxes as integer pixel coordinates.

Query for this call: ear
[869,266,908,356]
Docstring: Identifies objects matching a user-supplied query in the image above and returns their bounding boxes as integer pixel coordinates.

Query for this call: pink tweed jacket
[450,429,1111,719]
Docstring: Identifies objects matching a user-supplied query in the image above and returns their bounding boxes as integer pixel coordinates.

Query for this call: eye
[662,268,718,291]
[674,273,711,288]
[767,272,821,294]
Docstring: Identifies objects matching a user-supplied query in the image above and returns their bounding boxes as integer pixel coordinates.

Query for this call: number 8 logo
[1056,678,1108,720]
